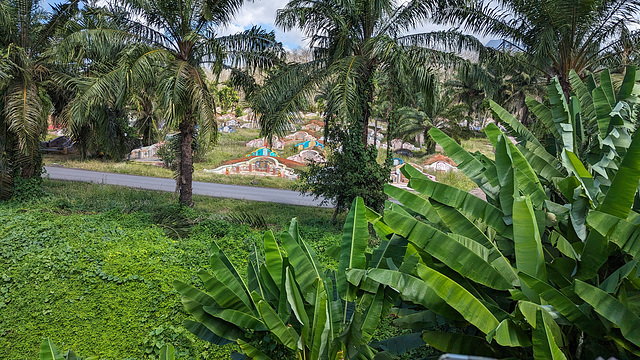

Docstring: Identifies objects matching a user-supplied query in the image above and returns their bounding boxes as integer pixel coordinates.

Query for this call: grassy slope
[0,180,343,359]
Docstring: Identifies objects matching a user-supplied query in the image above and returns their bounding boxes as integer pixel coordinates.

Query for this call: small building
[219,125,236,133]
[423,154,458,172]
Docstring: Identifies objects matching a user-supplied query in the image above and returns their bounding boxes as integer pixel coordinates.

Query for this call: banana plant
[175,198,422,359]
[39,339,99,360]
[345,82,640,359]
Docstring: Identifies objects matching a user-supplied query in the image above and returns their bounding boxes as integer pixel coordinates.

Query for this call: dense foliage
[0,180,341,359]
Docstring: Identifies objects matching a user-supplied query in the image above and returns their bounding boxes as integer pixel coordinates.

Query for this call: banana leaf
[513,196,547,301]
[575,280,640,347]
[489,100,543,147]
[422,331,501,357]
[414,263,500,334]
[337,197,368,301]
[526,96,561,140]
[159,344,175,360]
[489,319,532,347]
[429,127,500,199]
[182,319,233,345]
[346,268,463,321]
[409,178,508,234]
[587,210,640,257]
[197,270,252,313]
[569,70,596,128]
[617,66,638,101]
[599,128,640,218]
[548,78,574,152]
[599,69,616,106]
[384,208,513,290]
[310,278,331,359]
[532,309,568,360]
[281,230,322,301]
[592,86,613,139]
[253,294,300,351]
[263,230,284,286]
[600,260,639,294]
[40,339,63,360]
[383,183,441,224]
[237,340,273,360]
[210,242,253,309]
[518,273,594,335]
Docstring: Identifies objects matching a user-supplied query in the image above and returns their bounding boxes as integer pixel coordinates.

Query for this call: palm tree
[395,88,470,153]
[62,0,283,206]
[253,0,488,145]
[0,0,80,198]
[436,0,640,97]
[250,0,489,211]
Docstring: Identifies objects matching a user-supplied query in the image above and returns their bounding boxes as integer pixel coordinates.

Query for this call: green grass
[0,180,343,359]
[461,137,494,160]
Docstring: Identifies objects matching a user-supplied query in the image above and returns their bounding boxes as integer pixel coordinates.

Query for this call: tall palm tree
[62,0,283,206]
[253,0,488,146]
[436,0,640,97]
[0,0,79,198]
[250,0,489,211]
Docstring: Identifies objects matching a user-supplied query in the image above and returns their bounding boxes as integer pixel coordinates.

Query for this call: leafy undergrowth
[0,180,342,359]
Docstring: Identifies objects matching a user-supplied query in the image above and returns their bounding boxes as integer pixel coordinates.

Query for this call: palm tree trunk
[178,116,195,207]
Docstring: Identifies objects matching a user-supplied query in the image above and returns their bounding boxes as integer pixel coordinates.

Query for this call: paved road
[44,166,330,208]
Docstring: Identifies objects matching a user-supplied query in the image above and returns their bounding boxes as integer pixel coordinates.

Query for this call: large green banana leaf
[490,319,532,347]
[159,344,175,360]
[383,184,441,225]
[548,78,574,152]
[569,70,596,128]
[587,210,640,257]
[409,177,508,234]
[285,268,310,344]
[263,230,284,286]
[592,86,613,139]
[197,270,252,313]
[532,309,567,360]
[575,280,640,347]
[422,331,502,357]
[237,340,272,360]
[40,339,63,360]
[513,196,546,301]
[210,242,253,309]
[526,97,561,140]
[518,273,594,335]
[280,230,322,301]
[617,66,638,101]
[384,208,513,290]
[253,293,300,351]
[493,132,516,219]
[599,128,640,218]
[428,127,500,199]
[337,197,368,301]
[599,69,616,106]
[346,268,463,321]
[489,100,543,147]
[310,278,331,359]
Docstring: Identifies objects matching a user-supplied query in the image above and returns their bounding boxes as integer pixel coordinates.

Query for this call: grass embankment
[0,180,343,359]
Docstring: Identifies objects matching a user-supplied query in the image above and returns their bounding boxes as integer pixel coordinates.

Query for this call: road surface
[44,166,330,208]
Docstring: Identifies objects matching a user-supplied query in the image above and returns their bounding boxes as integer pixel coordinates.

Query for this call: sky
[43,0,490,50]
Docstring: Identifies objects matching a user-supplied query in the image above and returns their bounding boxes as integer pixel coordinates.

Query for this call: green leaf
[532,309,567,360]
[210,242,252,309]
[384,208,513,290]
[587,211,640,257]
[490,319,532,347]
[237,339,273,360]
[197,270,252,313]
[592,86,613,138]
[347,268,462,321]
[617,66,637,101]
[600,260,639,293]
[422,331,500,357]
[599,128,640,218]
[429,127,500,199]
[575,280,640,347]
[285,268,310,343]
[40,339,63,360]
[254,296,300,351]
[182,320,233,345]
[383,183,441,225]
[370,234,408,269]
[309,279,330,360]
[280,230,321,301]
[493,132,516,219]
[518,273,593,334]
[513,196,546,301]
[159,344,175,360]
[204,307,266,331]
[569,70,596,128]
[337,197,368,301]
[489,100,543,147]
[263,230,284,287]
[526,97,561,140]
[548,78,574,151]
[409,178,508,234]
[600,69,616,106]
[561,150,597,201]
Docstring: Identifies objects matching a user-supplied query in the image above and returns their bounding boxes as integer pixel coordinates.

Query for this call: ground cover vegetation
[0,179,343,358]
